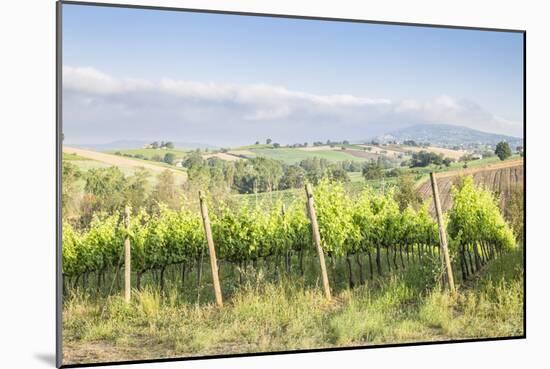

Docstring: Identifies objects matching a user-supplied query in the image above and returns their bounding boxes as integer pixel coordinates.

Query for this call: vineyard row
[62,176,517,298]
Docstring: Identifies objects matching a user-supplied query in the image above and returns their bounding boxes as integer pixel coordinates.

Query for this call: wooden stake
[305,184,332,300]
[124,206,131,303]
[429,173,456,293]
[199,191,223,307]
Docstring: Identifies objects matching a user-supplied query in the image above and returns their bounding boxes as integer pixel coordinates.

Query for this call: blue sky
[62,3,524,146]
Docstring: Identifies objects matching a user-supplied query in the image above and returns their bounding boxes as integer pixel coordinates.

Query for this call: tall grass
[63,249,523,364]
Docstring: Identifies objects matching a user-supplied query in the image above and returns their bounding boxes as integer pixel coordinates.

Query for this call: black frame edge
[60,336,525,368]
[522,30,526,339]
[56,1,64,367]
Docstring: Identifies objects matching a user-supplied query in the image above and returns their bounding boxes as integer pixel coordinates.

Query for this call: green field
[234,143,275,150]
[349,171,363,182]
[107,148,190,160]
[249,148,369,164]
[63,152,91,161]
[66,158,139,177]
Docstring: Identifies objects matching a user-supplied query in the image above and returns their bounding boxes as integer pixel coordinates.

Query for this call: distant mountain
[373,124,523,148]
[65,140,218,151]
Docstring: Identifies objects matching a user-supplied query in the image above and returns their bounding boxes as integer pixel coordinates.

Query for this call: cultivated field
[65,147,184,174]
[386,144,470,160]
[417,159,524,213]
[244,147,371,164]
[106,147,190,161]
[64,147,187,183]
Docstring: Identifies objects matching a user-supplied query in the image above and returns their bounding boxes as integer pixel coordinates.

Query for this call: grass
[109,154,188,173]
[63,249,523,365]
[234,143,274,150]
[63,152,91,161]
[68,159,139,177]
[64,157,187,187]
[106,148,190,160]
[406,154,521,179]
[249,148,370,164]
[348,171,363,182]
[236,188,303,208]
[391,154,523,189]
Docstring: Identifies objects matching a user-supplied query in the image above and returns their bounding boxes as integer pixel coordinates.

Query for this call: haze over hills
[64,124,524,152]
[373,124,523,148]
[64,140,218,151]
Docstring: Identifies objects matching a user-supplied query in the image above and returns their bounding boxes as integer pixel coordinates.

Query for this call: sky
[62,3,524,147]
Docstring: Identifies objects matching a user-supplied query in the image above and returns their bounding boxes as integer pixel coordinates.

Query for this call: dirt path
[63,146,186,177]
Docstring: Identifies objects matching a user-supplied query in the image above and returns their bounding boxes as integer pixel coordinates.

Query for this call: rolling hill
[63,147,187,184]
[375,124,523,148]
[65,140,217,151]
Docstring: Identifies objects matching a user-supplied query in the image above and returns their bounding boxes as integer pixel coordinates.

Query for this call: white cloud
[62,66,523,145]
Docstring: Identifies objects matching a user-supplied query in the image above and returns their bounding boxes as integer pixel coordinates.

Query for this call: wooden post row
[429,173,456,293]
[124,205,131,303]
[305,184,332,301]
[199,191,224,307]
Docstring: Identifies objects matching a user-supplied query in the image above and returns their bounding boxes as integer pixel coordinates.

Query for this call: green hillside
[107,148,190,160]
[249,148,369,164]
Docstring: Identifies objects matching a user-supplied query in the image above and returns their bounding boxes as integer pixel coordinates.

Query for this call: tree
[183,151,203,168]
[185,164,211,195]
[164,141,175,149]
[299,157,329,185]
[410,151,444,167]
[266,138,272,144]
[255,141,260,145]
[149,170,182,210]
[83,167,127,213]
[329,167,350,183]
[61,161,82,216]
[362,161,383,180]
[495,141,512,161]
[280,165,306,189]
[273,142,281,148]
[385,168,402,178]
[459,154,472,168]
[251,157,283,192]
[124,168,150,210]
[394,174,422,211]
[151,141,159,149]
[163,152,176,165]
